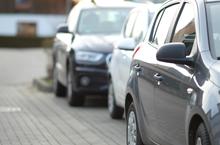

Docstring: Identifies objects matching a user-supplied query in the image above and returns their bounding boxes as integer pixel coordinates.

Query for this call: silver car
[107,4,159,119]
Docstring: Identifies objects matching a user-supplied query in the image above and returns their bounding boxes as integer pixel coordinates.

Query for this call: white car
[107,3,160,119]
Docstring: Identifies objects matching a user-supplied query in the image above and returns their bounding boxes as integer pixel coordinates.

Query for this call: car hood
[71,34,120,53]
[210,61,220,87]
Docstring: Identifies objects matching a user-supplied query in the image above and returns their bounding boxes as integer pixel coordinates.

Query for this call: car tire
[67,65,84,106]
[53,66,66,97]
[126,102,144,145]
[195,123,211,145]
[108,79,124,119]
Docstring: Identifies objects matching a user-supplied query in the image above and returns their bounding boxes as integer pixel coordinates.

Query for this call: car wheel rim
[108,83,114,113]
[196,137,202,145]
[128,111,137,145]
[67,71,72,99]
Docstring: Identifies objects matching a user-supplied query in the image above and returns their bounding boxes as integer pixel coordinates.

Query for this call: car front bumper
[73,66,108,95]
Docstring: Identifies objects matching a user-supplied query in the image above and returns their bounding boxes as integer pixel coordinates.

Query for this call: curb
[33,78,53,93]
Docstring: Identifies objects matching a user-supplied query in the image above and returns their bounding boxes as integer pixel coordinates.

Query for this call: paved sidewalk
[0,48,125,145]
[0,85,126,145]
[0,48,47,86]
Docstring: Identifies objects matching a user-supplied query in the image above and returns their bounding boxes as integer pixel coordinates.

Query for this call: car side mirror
[117,38,136,50]
[57,24,69,33]
[156,43,193,66]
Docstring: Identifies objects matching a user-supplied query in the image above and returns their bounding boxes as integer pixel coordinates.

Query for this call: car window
[124,12,138,38]
[132,10,150,42]
[151,4,179,46]
[172,3,195,55]
[149,9,164,43]
[67,6,83,32]
[206,2,220,59]
[77,8,130,35]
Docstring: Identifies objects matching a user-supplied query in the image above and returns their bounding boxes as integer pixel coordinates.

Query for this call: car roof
[72,0,144,12]
[95,1,142,7]
[80,2,140,10]
[129,2,161,13]
[81,6,135,10]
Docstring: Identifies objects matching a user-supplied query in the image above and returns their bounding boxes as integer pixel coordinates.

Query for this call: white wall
[0,14,66,37]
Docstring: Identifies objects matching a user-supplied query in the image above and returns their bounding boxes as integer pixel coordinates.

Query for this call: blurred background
[0,1,166,144]
[0,0,165,47]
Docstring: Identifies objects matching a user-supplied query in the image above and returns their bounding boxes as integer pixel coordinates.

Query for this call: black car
[125,0,220,145]
[53,5,132,106]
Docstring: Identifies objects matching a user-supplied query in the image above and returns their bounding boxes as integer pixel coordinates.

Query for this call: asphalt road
[0,48,126,145]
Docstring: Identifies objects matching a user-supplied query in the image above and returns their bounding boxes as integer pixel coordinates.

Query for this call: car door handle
[134,64,142,72]
[187,88,194,95]
[153,73,163,81]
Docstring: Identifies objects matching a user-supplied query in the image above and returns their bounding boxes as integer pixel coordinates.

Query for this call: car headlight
[75,51,104,64]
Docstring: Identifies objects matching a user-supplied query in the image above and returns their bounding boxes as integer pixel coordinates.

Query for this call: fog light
[80,76,90,86]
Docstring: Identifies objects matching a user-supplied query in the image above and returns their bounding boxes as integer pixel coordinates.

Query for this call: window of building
[0,0,66,14]
[15,0,31,11]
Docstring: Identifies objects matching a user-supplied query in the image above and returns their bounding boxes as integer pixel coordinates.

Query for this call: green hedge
[0,36,53,48]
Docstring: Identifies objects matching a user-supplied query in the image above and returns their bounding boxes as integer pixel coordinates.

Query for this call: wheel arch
[188,114,205,145]
[66,58,70,72]
[125,93,133,119]
[108,73,111,81]
[66,48,75,73]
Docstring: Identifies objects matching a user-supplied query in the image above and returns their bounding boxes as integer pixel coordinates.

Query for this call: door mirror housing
[117,38,136,50]
[156,43,193,66]
[57,24,69,33]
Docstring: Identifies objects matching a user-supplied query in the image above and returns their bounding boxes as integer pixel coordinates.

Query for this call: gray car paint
[125,0,220,145]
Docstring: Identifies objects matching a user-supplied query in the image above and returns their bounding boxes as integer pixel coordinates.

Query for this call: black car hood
[71,34,120,53]
[210,61,220,87]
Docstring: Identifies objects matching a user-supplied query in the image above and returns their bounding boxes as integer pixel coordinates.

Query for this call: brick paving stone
[0,48,126,145]
[0,85,126,145]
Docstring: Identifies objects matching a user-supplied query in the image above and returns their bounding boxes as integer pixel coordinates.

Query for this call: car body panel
[210,61,220,87]
[110,47,134,106]
[109,4,160,109]
[133,42,159,142]
[55,33,73,85]
[125,0,220,145]
[71,35,118,53]
[154,60,194,145]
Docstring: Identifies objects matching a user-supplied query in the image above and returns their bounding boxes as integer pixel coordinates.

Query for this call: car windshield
[206,2,220,59]
[77,8,131,35]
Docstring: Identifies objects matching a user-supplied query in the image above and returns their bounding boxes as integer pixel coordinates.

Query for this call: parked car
[125,0,220,145]
[107,4,158,119]
[53,5,132,106]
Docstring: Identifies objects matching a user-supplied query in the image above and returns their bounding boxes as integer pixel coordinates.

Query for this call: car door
[154,2,196,145]
[134,2,181,142]
[56,7,79,86]
[117,9,152,105]
[112,11,138,104]
[56,31,73,85]
[116,48,134,105]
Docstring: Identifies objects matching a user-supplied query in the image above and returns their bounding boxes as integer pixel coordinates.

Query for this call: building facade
[0,0,74,37]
